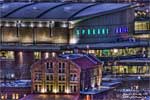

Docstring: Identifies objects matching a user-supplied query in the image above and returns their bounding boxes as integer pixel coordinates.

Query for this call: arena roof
[0,2,132,20]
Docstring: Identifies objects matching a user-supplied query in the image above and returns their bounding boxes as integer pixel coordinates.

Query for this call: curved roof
[0,2,131,20]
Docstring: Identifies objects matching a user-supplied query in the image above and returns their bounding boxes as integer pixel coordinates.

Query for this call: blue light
[115,27,128,33]
[115,28,119,33]
[119,28,122,33]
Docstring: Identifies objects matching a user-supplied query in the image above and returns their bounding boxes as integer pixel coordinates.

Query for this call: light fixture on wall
[5,22,10,27]
[41,88,46,93]
[16,20,21,37]
[48,21,55,37]
[38,22,43,27]
[30,22,34,28]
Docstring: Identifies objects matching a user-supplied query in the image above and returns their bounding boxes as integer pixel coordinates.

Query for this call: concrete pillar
[15,51,34,79]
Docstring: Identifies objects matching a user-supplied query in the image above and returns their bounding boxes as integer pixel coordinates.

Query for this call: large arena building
[0,2,149,80]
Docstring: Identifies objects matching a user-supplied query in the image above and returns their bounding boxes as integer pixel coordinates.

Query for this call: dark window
[74,86,77,92]
[35,85,38,92]
[47,85,49,92]
[39,85,41,92]
[62,85,65,92]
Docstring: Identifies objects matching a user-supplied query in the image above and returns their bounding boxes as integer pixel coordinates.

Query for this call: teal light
[82,29,85,35]
[102,28,105,34]
[98,29,101,34]
[76,29,80,35]
[88,29,91,35]
[106,28,109,34]
[93,29,96,35]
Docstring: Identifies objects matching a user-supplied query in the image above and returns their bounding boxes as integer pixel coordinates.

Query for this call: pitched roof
[59,53,102,70]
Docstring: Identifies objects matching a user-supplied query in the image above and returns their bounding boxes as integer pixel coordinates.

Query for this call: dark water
[80,80,150,100]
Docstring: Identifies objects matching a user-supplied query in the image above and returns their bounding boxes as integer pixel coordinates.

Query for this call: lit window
[16,94,19,99]
[34,52,41,60]
[0,51,14,59]
[12,94,15,99]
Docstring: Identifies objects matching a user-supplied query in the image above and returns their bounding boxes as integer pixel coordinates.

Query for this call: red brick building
[31,54,103,94]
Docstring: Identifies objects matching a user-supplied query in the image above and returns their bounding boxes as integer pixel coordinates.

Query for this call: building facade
[31,54,103,94]
[0,2,136,79]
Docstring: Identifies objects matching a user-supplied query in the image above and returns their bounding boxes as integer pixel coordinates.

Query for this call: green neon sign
[88,29,91,35]
[102,29,105,34]
[82,29,85,35]
[98,29,101,34]
[76,30,80,35]
[93,29,96,35]
[75,27,109,36]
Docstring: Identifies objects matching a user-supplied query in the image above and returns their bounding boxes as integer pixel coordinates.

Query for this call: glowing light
[66,88,70,93]
[11,74,15,78]
[53,89,57,93]
[88,29,91,35]
[70,37,78,44]
[19,51,23,64]
[102,29,105,34]
[45,52,49,59]
[61,21,68,28]
[41,88,46,93]
[98,29,101,34]
[66,56,69,59]
[69,21,76,24]
[76,30,80,35]
[113,49,118,53]
[30,23,34,27]
[21,23,26,27]
[52,52,56,57]
[38,22,43,27]
[5,22,10,27]
[106,28,109,34]
[82,29,85,35]
[1,96,4,99]
[93,29,96,35]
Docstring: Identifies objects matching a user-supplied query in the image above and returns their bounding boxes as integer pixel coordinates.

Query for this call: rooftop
[0,2,132,20]
[0,80,31,87]
[59,53,103,70]
[20,94,79,100]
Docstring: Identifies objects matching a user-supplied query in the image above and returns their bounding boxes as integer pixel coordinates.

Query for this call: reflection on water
[81,80,150,100]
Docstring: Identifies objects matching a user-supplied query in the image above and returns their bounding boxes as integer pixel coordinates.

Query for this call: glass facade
[88,47,147,57]
[112,65,149,74]
[0,51,14,59]
[135,21,150,31]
